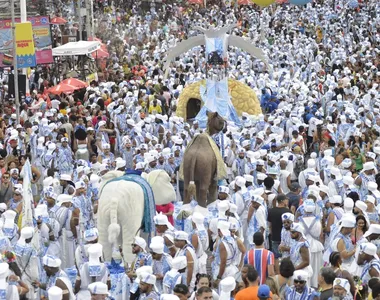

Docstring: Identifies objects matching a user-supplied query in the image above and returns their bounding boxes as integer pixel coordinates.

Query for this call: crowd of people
[0,0,379,299]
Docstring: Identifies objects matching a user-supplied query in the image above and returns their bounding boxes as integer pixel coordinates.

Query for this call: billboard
[0,16,53,67]
[15,22,36,68]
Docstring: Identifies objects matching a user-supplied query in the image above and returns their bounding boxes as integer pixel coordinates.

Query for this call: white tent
[52,41,101,56]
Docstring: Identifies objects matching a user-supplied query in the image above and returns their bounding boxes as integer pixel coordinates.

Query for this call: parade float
[163,23,268,126]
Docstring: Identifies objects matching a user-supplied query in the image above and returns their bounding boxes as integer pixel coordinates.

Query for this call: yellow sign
[86,73,98,84]
[15,22,36,67]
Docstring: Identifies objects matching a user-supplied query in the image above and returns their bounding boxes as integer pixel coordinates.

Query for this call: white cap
[154,213,169,226]
[330,167,342,179]
[293,270,308,281]
[341,158,352,168]
[359,242,379,260]
[149,240,164,255]
[174,231,188,241]
[140,272,156,285]
[368,182,378,191]
[218,186,230,194]
[134,236,147,251]
[333,278,350,294]
[20,227,34,239]
[42,255,62,268]
[344,198,354,210]
[330,195,342,204]
[172,256,187,270]
[217,220,231,237]
[364,224,380,237]
[35,204,49,218]
[366,195,376,204]
[56,194,73,206]
[243,174,253,183]
[88,282,109,295]
[304,200,316,213]
[219,277,236,300]
[84,228,99,242]
[257,172,267,181]
[363,162,376,171]
[43,176,54,187]
[48,286,63,300]
[341,215,356,228]
[342,176,354,186]
[355,201,367,212]
[60,174,72,181]
[75,180,86,189]
[217,201,230,213]
[282,213,294,222]
[190,212,206,231]
[291,223,305,236]
[234,176,246,188]
[88,243,103,265]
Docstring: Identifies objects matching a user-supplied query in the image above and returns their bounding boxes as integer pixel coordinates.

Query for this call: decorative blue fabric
[125,169,143,176]
[106,174,155,233]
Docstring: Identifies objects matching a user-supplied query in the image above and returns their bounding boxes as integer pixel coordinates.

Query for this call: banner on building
[0,16,53,67]
[15,22,36,68]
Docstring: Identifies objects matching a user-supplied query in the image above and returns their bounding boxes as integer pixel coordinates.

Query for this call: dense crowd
[0,0,379,299]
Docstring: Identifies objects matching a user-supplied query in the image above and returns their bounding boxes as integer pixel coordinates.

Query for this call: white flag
[20,159,34,228]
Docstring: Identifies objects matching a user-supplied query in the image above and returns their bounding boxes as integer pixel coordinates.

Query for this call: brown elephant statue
[180,111,227,213]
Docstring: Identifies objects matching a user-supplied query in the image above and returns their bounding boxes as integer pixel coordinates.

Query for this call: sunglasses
[294,280,305,284]
[131,244,138,247]
[2,176,9,179]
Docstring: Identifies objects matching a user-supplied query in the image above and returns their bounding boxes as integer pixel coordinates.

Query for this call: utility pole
[11,0,20,124]
[85,0,93,39]
[77,0,82,40]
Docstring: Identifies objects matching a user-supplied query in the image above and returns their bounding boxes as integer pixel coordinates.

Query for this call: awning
[52,41,101,56]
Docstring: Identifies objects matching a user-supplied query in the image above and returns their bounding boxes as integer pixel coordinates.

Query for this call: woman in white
[298,200,324,288]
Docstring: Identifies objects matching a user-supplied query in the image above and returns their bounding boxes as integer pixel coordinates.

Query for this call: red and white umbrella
[47,83,76,95]
[50,17,67,25]
[92,48,110,59]
[61,78,89,89]
[188,0,204,4]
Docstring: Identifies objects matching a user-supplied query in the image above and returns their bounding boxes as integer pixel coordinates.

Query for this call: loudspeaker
[76,30,87,41]
[8,74,27,98]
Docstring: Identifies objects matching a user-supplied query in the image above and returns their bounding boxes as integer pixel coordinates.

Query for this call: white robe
[76,263,109,299]
[300,216,324,288]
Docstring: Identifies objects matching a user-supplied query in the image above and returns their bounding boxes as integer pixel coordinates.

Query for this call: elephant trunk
[108,197,120,245]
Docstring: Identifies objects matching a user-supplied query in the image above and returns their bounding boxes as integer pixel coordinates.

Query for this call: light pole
[77,0,83,40]
[11,0,20,124]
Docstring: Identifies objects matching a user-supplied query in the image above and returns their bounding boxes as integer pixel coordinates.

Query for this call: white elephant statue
[98,170,176,262]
